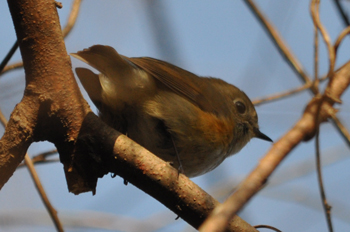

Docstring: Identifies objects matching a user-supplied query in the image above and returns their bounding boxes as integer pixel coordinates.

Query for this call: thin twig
[19,159,60,167]
[311,0,336,80]
[333,0,350,26]
[334,26,350,53]
[313,0,320,91]
[0,109,7,128]
[253,83,312,106]
[62,0,82,38]
[18,149,59,168]
[315,122,334,232]
[0,110,7,129]
[0,41,18,74]
[320,61,347,81]
[253,67,345,106]
[253,65,345,106]
[31,149,58,163]
[0,110,64,232]
[312,2,333,231]
[254,224,282,232]
[244,0,313,88]
[0,61,23,75]
[24,155,64,232]
[330,115,350,143]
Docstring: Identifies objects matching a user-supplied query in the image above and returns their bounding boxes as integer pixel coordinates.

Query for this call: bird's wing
[125,56,219,114]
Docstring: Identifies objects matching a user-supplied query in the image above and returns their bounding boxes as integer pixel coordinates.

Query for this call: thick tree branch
[75,113,257,231]
[2,0,91,190]
[0,97,36,187]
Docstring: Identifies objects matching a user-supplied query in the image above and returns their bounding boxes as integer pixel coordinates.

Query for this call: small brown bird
[71,45,272,177]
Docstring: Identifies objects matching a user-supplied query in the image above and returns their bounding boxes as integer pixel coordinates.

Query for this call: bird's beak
[253,127,273,142]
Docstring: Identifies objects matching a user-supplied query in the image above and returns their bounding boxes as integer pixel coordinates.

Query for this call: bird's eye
[235,101,246,114]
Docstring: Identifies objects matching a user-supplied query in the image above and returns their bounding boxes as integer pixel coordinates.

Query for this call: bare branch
[333,0,350,27]
[329,116,350,144]
[0,61,23,75]
[315,127,334,232]
[0,109,7,129]
[24,155,64,232]
[254,225,282,232]
[312,2,334,231]
[0,41,18,74]
[310,0,335,80]
[253,83,312,106]
[334,26,350,53]
[244,0,313,88]
[313,0,320,91]
[62,0,82,38]
[0,96,36,187]
[17,149,58,168]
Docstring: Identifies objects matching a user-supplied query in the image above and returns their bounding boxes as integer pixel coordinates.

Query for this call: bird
[71,45,272,177]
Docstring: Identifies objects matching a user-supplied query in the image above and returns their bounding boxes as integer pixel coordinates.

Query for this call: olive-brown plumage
[71,45,271,177]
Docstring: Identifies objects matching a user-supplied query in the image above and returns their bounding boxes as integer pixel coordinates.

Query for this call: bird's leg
[171,136,184,176]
